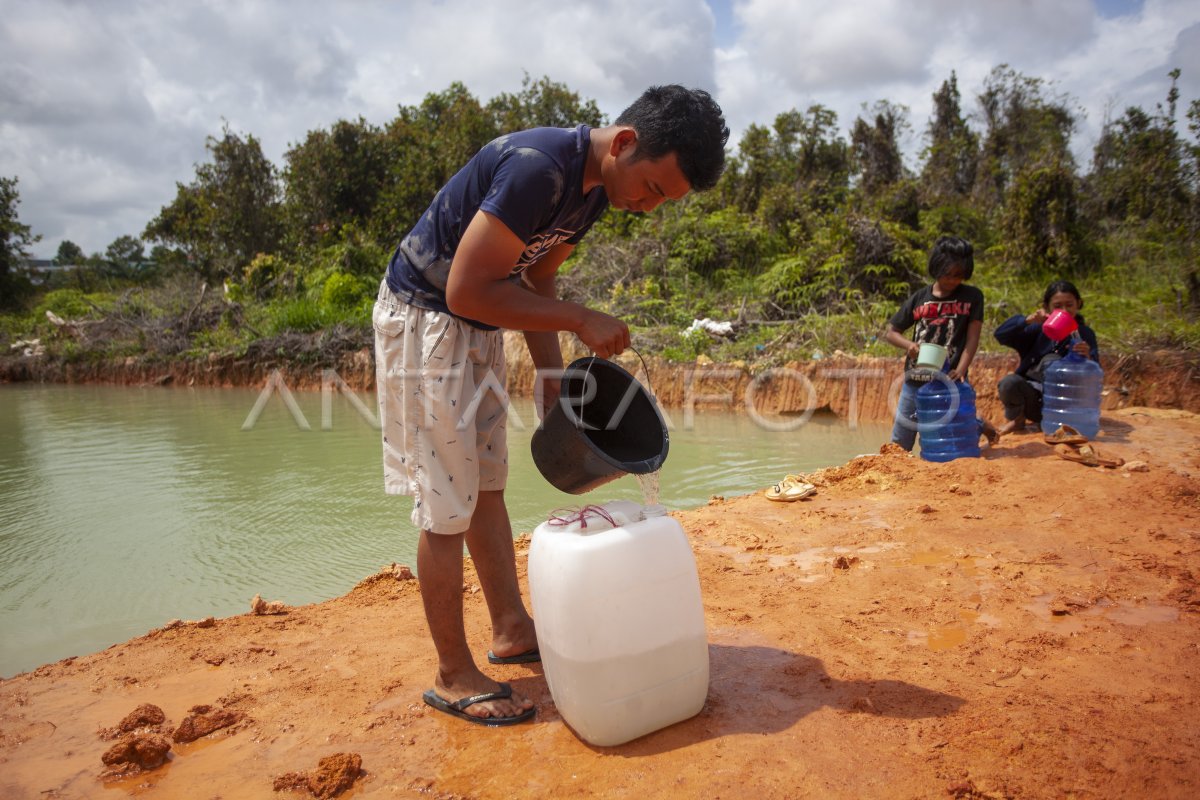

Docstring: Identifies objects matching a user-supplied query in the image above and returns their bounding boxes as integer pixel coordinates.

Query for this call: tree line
[2,68,1197,355]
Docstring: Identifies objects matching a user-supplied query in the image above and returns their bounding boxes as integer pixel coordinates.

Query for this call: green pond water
[0,383,888,678]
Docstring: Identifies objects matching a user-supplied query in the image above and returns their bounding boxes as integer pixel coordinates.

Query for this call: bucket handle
[564,345,659,432]
[629,344,655,397]
[580,344,657,399]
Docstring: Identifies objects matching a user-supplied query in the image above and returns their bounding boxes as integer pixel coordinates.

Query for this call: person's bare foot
[980,420,1001,446]
[997,419,1024,436]
[489,620,538,664]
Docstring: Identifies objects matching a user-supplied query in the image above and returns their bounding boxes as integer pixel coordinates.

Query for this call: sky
[2,0,1199,259]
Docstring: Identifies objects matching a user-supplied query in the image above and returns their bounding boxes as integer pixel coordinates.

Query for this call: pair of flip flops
[422,682,535,727]
[765,474,816,502]
[1054,443,1125,468]
[1044,424,1089,446]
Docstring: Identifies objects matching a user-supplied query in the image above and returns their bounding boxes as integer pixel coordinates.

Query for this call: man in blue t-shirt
[372,85,728,727]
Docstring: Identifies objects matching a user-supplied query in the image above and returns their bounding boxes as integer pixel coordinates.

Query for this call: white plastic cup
[915,342,949,370]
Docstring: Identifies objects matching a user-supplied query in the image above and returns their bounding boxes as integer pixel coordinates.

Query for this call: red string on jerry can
[546,505,618,529]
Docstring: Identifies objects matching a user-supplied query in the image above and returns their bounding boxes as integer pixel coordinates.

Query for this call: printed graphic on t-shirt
[517,229,576,271]
[911,299,973,350]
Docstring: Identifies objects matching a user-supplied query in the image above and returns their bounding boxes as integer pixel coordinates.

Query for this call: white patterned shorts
[373,282,508,535]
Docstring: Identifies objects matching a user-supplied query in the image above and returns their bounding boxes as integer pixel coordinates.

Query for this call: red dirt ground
[1,407,1198,799]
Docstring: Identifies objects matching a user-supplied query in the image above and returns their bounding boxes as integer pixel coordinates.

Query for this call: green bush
[241,253,298,299]
[999,164,1100,278]
[919,203,993,250]
[188,319,251,357]
[34,288,113,320]
[665,205,774,279]
[311,223,389,279]
[321,271,372,310]
[264,298,326,334]
[756,214,921,317]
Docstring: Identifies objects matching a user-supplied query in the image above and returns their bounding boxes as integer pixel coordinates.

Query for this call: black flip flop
[422,683,535,727]
[486,648,541,665]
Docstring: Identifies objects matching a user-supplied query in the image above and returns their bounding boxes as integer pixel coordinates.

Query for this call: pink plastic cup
[1042,309,1078,342]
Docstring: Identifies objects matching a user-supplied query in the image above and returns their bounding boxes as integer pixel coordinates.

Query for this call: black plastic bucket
[531,357,669,494]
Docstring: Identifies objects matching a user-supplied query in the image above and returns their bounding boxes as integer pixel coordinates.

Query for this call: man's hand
[577,309,630,359]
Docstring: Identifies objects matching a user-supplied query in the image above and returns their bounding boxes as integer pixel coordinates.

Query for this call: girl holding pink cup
[993,280,1099,436]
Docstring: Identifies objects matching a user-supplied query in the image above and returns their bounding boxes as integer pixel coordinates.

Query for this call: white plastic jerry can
[528,500,709,746]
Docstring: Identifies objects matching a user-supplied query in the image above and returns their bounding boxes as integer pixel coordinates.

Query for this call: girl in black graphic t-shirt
[883,236,986,451]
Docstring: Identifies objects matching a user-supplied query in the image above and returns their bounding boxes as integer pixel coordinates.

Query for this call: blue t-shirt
[385,124,609,329]
[993,312,1100,377]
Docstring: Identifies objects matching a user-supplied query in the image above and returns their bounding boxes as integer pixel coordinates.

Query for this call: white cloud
[1022,0,1200,159]
[723,0,1198,164]
[348,0,717,123]
[1,0,1198,258]
[737,0,934,91]
[2,0,720,255]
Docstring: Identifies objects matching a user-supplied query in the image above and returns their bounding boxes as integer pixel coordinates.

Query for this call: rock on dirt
[273,752,363,799]
[97,703,169,742]
[171,704,244,743]
[117,703,166,732]
[251,593,288,615]
[100,734,171,773]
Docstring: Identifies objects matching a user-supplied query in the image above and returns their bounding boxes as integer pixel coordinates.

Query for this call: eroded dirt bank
[3,333,1199,423]
[1,407,1198,799]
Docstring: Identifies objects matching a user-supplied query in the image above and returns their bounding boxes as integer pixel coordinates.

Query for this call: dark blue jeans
[891,379,921,451]
[892,377,985,451]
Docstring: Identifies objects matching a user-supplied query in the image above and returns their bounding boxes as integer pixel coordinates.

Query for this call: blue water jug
[917,379,981,462]
[1041,352,1103,439]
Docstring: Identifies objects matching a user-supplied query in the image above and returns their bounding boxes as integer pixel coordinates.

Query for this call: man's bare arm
[445,210,629,358]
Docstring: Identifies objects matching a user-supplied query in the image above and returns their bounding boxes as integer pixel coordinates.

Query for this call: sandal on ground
[765,474,817,502]
[1054,443,1124,469]
[487,648,541,665]
[1044,424,1089,446]
[422,682,535,727]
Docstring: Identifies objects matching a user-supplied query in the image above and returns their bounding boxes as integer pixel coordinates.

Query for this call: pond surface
[0,382,888,678]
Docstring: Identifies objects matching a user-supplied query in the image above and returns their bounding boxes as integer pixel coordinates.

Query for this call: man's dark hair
[1043,279,1084,310]
[615,85,729,191]
[927,235,975,280]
